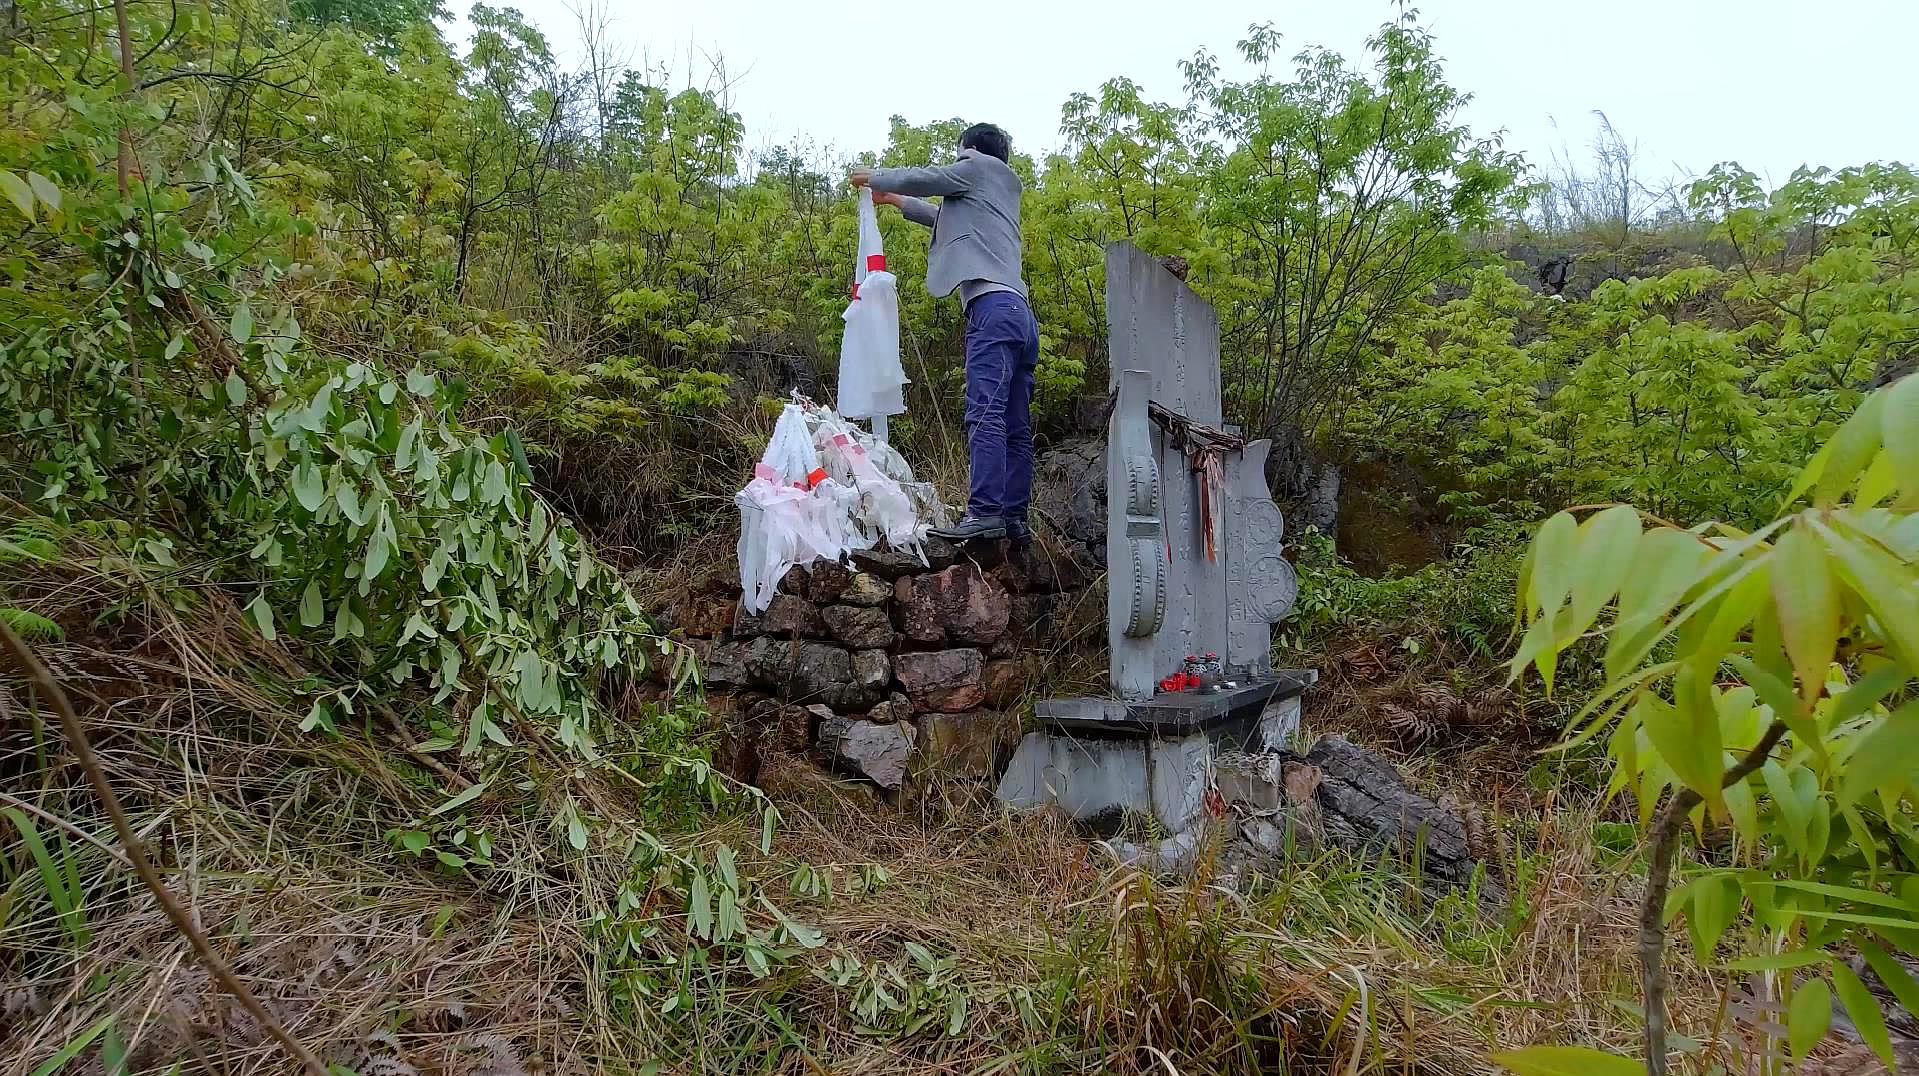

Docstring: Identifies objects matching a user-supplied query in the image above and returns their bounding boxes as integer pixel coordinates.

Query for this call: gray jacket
[868,148,1028,305]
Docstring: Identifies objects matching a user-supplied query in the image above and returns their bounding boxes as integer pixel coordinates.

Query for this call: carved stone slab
[1224,439,1296,676]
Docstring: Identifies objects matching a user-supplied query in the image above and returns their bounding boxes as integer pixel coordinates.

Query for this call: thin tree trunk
[112,0,137,193]
[1641,719,1787,1075]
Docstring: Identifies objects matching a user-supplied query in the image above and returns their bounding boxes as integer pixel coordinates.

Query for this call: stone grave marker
[999,242,1312,830]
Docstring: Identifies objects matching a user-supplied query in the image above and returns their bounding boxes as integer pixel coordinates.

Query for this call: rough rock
[1214,753,1286,811]
[1265,423,1340,538]
[739,637,868,709]
[805,560,852,604]
[778,564,810,596]
[839,572,891,607]
[824,604,895,649]
[700,640,750,687]
[894,565,1010,646]
[818,715,916,789]
[1008,592,1056,632]
[893,576,942,644]
[1031,438,1107,567]
[864,692,913,725]
[990,555,1031,596]
[981,659,1025,709]
[731,593,825,638]
[850,648,891,699]
[893,649,985,712]
[776,705,819,753]
[916,710,1020,779]
[1302,736,1502,902]
[670,583,738,638]
[852,537,956,580]
[1024,544,1089,594]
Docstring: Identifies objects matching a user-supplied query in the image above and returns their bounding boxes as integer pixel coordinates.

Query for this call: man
[849,122,1038,543]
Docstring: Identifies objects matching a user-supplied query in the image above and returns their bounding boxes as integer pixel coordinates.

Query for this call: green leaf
[1816,517,1919,669]
[1832,960,1895,1069]
[229,302,254,346]
[224,370,247,406]
[400,830,430,854]
[1787,975,1830,1061]
[1815,391,1884,507]
[1490,1046,1641,1076]
[688,869,713,939]
[25,171,60,213]
[407,367,437,396]
[426,780,489,817]
[566,811,587,851]
[1830,663,1910,726]
[481,459,509,505]
[3,808,88,946]
[164,334,186,362]
[1769,524,1840,704]
[335,481,364,527]
[1688,874,1740,963]
[0,170,35,222]
[1859,942,1919,1020]
[299,578,325,627]
[1839,703,1919,807]
[1722,949,1831,972]
[1883,371,1919,499]
[247,592,277,642]
[29,1014,115,1076]
[1642,669,1720,802]
[1528,511,1579,618]
[363,524,391,583]
[1569,505,1640,630]
[291,461,325,512]
[1746,878,1919,913]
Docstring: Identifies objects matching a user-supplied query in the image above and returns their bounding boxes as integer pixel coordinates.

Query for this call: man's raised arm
[853,156,979,198]
[895,196,938,228]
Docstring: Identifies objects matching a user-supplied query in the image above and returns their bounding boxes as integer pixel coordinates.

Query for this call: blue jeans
[961,291,1040,521]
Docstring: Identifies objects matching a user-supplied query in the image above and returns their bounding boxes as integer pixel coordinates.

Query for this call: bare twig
[0,620,330,1076]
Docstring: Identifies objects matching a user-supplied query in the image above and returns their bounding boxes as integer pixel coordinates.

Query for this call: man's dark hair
[960,123,1011,163]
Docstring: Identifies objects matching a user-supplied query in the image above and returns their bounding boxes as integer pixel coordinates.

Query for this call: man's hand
[871,190,903,208]
[847,167,874,188]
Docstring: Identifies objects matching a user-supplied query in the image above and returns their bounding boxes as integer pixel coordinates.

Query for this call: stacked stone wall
[659,537,1097,789]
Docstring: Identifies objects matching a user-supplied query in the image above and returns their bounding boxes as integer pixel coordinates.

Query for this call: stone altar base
[996,671,1315,831]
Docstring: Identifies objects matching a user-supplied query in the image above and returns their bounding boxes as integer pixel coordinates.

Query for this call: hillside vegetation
[1,0,1916,1073]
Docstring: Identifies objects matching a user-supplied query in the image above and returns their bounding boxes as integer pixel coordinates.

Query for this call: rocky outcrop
[1204,737,1503,904]
[1031,438,1106,567]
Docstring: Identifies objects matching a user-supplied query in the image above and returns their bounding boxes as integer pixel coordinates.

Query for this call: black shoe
[929,515,1008,541]
[1007,518,1031,545]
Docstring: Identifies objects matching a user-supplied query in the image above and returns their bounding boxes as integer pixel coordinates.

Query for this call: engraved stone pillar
[1108,369,1163,701]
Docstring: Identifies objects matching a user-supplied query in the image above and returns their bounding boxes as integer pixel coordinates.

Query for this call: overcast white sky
[452,0,1915,186]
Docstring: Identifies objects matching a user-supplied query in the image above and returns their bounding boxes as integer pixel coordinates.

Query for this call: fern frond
[0,608,63,641]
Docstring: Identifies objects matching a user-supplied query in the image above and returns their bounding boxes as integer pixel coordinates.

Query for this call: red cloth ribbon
[866,253,886,272]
